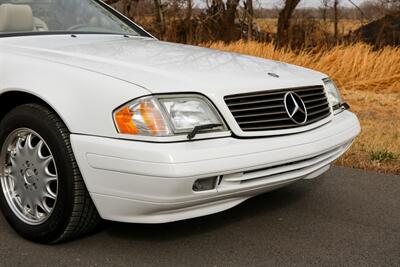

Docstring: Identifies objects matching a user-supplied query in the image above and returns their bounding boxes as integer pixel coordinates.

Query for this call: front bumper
[71,111,360,223]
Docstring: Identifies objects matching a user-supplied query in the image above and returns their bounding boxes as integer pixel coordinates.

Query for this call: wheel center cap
[23,169,35,185]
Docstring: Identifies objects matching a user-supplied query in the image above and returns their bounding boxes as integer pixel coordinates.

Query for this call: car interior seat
[0,3,48,32]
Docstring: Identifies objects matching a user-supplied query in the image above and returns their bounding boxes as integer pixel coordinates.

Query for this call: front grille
[224,85,331,131]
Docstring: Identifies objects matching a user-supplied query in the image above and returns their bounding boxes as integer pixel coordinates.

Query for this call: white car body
[0,34,360,223]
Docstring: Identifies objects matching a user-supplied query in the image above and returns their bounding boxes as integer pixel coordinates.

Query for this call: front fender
[0,52,150,138]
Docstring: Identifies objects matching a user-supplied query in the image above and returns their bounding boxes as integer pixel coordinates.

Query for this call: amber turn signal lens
[114,107,138,135]
[114,97,172,136]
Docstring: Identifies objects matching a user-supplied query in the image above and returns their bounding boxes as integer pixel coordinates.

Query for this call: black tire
[0,104,101,243]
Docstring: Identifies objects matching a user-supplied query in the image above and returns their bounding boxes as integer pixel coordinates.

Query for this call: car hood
[1,35,327,95]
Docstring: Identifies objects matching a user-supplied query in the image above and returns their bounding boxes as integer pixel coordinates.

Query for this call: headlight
[323,78,342,110]
[158,97,222,133]
[114,95,226,137]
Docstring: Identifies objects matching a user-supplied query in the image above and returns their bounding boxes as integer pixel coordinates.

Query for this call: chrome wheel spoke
[0,128,58,225]
[37,199,51,214]
[16,136,25,150]
[35,140,45,159]
[43,176,57,188]
[24,198,33,211]
[42,156,54,170]
[31,204,40,219]
[26,134,34,150]
[45,184,57,200]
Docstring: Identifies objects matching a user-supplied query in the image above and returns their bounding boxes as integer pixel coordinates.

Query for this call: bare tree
[226,0,241,29]
[207,0,241,41]
[106,0,132,18]
[186,0,193,43]
[333,0,340,40]
[347,0,368,23]
[276,0,301,48]
[320,0,331,22]
[153,0,165,39]
[246,0,254,40]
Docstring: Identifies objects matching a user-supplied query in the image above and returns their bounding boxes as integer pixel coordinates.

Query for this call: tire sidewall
[0,105,75,243]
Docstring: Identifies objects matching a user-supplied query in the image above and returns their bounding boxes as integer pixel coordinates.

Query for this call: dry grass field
[203,41,400,174]
[255,18,363,35]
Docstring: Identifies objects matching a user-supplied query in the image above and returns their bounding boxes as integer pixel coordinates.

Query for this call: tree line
[105,0,400,47]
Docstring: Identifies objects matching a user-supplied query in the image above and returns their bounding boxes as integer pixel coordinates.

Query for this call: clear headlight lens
[323,78,342,109]
[158,97,222,133]
[114,95,225,137]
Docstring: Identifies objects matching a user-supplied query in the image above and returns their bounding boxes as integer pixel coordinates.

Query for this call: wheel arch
[0,89,71,132]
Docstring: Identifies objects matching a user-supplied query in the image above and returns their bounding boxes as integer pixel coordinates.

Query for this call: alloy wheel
[0,128,58,225]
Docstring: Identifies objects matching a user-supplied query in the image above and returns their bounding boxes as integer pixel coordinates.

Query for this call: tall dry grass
[203,41,400,174]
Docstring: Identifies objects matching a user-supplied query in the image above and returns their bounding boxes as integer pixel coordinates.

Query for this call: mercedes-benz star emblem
[284,91,308,125]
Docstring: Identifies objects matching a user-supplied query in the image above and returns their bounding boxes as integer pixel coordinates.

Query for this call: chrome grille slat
[234,111,287,118]
[290,86,324,92]
[308,106,331,116]
[224,91,285,101]
[307,101,330,109]
[224,86,322,101]
[238,117,291,125]
[225,85,332,132]
[230,104,284,112]
[300,91,326,98]
[227,98,283,106]
[303,97,327,103]
[241,124,300,131]
[239,115,330,131]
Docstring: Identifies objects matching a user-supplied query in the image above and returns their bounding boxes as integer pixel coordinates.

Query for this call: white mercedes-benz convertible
[0,0,360,243]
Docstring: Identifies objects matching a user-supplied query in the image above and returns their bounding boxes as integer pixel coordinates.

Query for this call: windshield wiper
[187,124,223,140]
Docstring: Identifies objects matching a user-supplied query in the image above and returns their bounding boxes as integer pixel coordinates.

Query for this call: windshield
[0,0,148,36]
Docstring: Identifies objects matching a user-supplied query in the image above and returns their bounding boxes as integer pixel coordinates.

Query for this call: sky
[259,0,366,8]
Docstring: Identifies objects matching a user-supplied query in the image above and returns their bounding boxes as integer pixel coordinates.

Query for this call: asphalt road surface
[0,166,399,266]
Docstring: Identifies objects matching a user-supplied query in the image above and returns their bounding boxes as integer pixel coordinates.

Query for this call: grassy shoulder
[202,41,400,175]
[337,90,400,174]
